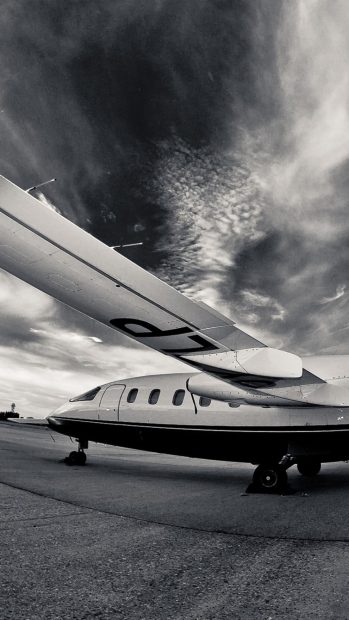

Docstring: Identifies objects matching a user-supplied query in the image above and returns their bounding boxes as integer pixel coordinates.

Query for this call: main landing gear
[249,456,322,493]
[297,460,321,477]
[249,454,295,494]
[64,439,88,466]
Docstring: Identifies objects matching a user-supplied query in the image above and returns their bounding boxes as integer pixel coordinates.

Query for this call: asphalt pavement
[1,422,349,619]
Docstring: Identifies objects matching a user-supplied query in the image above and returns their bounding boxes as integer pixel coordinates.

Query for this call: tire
[77,451,87,465]
[65,451,86,466]
[252,464,288,493]
[297,460,321,476]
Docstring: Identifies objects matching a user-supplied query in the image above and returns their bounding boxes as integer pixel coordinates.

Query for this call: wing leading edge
[0,176,302,381]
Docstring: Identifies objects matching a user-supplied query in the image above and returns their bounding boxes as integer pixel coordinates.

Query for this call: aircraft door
[98,384,126,421]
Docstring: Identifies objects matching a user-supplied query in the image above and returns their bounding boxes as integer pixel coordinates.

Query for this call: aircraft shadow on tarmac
[49,449,349,495]
[4,423,349,497]
[5,432,349,540]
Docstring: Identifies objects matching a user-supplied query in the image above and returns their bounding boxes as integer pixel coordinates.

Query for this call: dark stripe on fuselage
[50,417,349,433]
[47,416,349,464]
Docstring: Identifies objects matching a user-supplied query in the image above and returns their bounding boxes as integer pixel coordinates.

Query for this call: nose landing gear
[64,439,88,466]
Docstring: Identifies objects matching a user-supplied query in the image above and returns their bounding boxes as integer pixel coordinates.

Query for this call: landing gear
[252,463,288,493]
[249,454,295,494]
[297,460,321,476]
[64,451,86,465]
[64,439,88,466]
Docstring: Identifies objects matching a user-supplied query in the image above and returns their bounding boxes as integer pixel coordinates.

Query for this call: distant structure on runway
[0,402,19,420]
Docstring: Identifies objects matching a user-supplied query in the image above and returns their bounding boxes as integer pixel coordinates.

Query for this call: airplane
[0,175,349,493]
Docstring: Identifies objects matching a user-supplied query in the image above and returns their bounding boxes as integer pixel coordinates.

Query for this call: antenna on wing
[111,242,143,250]
[25,178,56,193]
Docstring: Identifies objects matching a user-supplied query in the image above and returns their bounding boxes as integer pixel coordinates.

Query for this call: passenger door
[98,385,126,421]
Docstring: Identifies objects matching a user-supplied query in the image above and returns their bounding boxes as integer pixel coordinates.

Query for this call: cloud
[0,1,349,415]
[0,271,185,417]
[240,290,286,321]
[212,1,349,355]
[152,139,265,316]
[0,313,184,418]
[320,285,346,305]
[0,341,184,419]
[35,189,62,214]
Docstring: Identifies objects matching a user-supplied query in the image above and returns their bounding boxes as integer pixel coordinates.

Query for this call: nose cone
[46,414,64,430]
[46,400,72,430]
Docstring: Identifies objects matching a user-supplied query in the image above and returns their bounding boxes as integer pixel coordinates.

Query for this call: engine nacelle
[187,374,290,407]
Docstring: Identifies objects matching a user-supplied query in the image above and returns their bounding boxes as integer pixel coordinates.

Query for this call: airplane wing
[0,176,303,385]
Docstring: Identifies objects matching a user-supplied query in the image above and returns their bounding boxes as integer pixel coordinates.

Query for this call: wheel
[297,460,321,476]
[252,463,288,493]
[64,450,86,466]
[77,451,87,465]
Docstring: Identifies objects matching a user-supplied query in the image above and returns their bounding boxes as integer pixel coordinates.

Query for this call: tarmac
[1,423,349,619]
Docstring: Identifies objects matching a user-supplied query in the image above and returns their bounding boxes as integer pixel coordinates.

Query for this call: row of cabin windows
[70,386,236,408]
[126,388,212,408]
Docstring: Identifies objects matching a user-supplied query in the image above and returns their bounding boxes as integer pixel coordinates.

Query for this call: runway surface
[1,422,349,619]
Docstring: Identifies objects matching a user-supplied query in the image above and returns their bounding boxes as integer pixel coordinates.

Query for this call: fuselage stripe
[51,417,349,433]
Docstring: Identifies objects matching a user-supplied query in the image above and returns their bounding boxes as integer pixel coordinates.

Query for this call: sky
[1,0,349,416]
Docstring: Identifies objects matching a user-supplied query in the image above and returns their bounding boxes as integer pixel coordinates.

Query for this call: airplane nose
[46,415,63,430]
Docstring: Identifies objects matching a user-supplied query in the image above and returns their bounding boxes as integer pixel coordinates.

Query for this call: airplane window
[69,386,101,402]
[173,389,185,406]
[199,396,211,407]
[149,389,160,405]
[127,389,138,404]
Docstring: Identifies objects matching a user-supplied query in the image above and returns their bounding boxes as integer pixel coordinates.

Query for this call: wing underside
[0,176,303,385]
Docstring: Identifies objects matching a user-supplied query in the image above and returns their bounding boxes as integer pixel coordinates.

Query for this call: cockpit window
[199,396,211,407]
[127,388,138,403]
[69,386,101,402]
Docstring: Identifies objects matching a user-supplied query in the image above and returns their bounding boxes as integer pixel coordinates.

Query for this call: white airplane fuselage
[48,371,349,465]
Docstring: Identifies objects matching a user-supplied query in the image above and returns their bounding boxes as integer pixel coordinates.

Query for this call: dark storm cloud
[0,1,284,338]
[213,1,349,355]
[231,226,349,356]
[0,0,283,244]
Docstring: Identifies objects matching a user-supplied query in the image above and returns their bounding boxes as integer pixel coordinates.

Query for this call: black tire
[77,451,87,465]
[65,451,86,466]
[297,461,321,476]
[252,464,288,493]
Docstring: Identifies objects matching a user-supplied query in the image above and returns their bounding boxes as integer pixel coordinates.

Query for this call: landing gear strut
[249,454,295,494]
[64,439,88,466]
